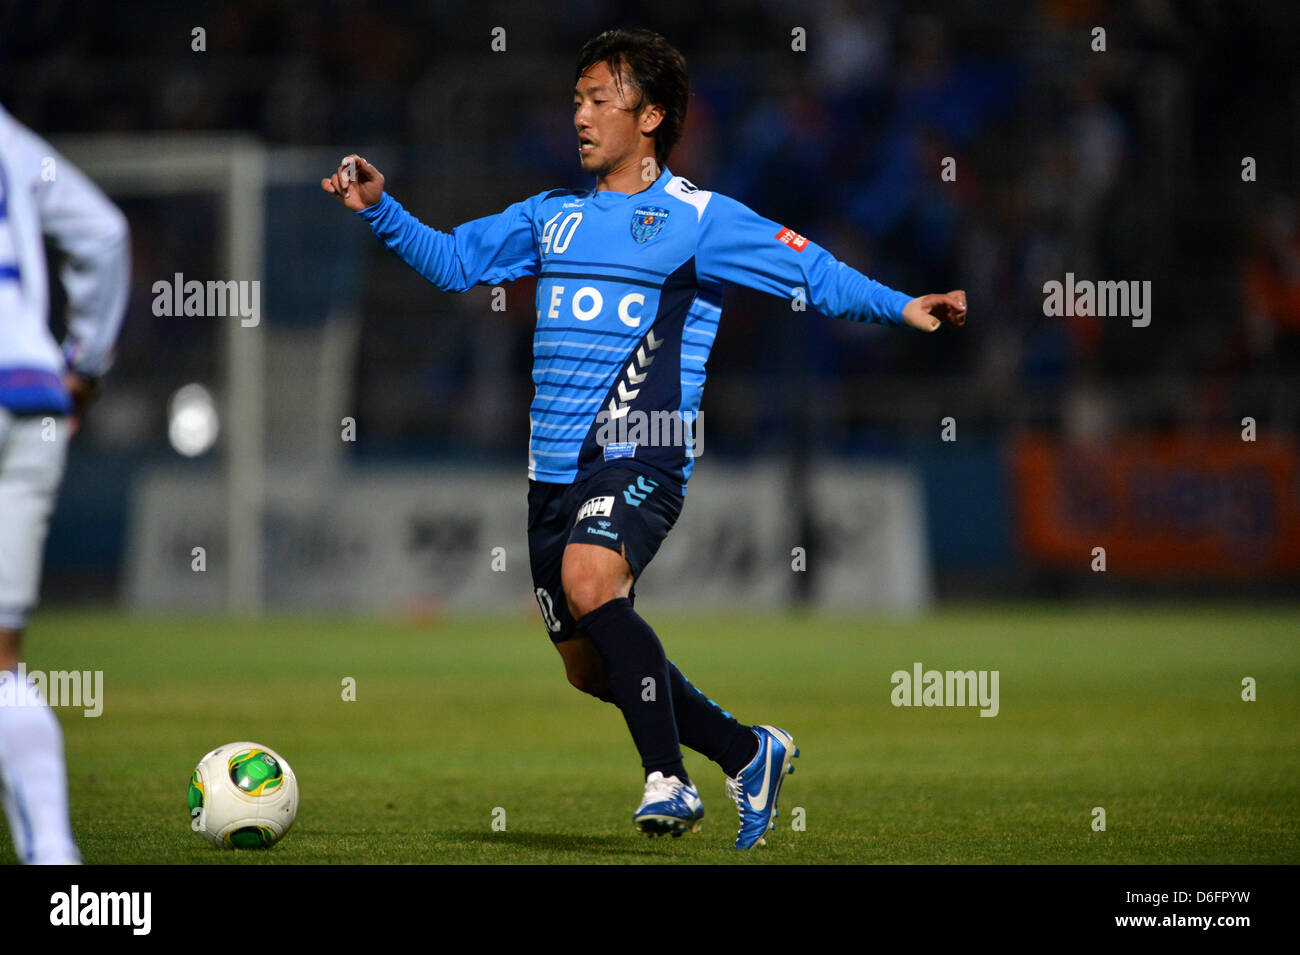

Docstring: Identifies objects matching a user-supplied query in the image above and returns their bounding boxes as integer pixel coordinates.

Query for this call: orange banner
[1010,434,1300,578]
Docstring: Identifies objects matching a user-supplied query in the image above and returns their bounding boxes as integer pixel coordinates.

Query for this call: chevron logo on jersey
[606,327,663,421]
[631,206,670,244]
[623,475,659,506]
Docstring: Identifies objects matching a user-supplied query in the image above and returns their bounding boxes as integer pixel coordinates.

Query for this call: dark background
[3,0,1297,601]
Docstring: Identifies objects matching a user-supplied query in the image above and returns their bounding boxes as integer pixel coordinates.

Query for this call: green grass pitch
[4,604,1297,864]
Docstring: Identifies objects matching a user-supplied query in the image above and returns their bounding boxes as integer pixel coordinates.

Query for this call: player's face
[573,61,648,177]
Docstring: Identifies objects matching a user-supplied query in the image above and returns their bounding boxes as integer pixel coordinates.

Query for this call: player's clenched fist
[321,154,384,212]
[901,290,967,332]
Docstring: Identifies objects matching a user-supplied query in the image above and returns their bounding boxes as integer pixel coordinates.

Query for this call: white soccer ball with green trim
[188,741,299,849]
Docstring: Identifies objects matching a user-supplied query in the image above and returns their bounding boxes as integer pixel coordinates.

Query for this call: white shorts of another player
[0,408,69,631]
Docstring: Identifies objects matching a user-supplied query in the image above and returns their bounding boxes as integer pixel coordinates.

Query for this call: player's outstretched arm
[321,154,384,211]
[695,193,966,330]
[321,154,541,293]
[901,291,967,332]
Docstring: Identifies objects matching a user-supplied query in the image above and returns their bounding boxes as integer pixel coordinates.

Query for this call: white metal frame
[53,134,267,614]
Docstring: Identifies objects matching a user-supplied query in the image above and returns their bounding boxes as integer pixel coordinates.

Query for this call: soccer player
[0,103,130,864]
[323,29,965,848]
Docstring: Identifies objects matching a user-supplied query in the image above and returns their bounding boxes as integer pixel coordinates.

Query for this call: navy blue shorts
[527,467,683,643]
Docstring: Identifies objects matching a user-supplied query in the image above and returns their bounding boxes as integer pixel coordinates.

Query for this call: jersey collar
[588,165,671,200]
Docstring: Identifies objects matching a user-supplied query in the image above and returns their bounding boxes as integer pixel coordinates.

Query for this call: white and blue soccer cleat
[725,725,798,849]
[634,772,704,837]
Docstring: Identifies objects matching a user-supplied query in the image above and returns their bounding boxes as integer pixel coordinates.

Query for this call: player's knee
[562,574,614,620]
[561,547,631,620]
[560,557,607,619]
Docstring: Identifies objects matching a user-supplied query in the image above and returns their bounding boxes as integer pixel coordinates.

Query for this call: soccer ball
[188,741,299,849]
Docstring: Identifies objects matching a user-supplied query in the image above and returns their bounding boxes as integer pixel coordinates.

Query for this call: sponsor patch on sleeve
[775,226,809,252]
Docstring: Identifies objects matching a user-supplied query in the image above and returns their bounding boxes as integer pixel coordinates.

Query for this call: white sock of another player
[0,670,81,864]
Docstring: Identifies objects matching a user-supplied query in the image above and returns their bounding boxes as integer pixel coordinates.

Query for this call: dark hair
[575,29,689,168]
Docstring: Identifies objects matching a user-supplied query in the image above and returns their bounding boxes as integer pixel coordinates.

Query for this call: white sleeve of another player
[28,130,131,378]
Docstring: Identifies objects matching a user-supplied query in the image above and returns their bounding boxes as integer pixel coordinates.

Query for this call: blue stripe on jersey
[531,420,591,431]
[534,368,611,380]
[676,297,718,485]
[551,260,672,278]
[533,380,612,394]
[535,341,630,353]
[532,395,598,406]
[535,326,639,342]
[532,409,593,420]
[530,434,587,445]
[533,354,625,369]
[539,270,663,290]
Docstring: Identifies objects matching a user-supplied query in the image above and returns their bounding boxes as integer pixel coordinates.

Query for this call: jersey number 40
[540,211,583,255]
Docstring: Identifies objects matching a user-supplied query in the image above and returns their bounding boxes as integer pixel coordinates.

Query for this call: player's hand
[902,290,967,332]
[321,154,384,211]
[62,371,98,438]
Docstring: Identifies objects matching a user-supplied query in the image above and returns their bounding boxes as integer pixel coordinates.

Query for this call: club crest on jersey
[631,207,670,244]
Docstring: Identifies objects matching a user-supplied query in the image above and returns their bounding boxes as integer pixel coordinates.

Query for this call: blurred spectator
[2,0,1294,451]
[1244,199,1300,371]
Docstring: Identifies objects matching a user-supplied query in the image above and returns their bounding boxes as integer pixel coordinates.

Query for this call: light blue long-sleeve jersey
[359,166,912,493]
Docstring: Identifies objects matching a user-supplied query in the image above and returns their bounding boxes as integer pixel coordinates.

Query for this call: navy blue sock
[667,663,758,778]
[577,597,688,784]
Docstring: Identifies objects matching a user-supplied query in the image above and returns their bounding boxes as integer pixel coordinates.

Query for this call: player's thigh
[559,468,682,616]
[0,412,70,625]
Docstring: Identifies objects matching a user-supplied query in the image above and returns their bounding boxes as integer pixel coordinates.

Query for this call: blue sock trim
[668,659,734,719]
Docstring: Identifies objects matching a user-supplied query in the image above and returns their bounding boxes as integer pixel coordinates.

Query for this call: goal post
[51,134,267,614]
